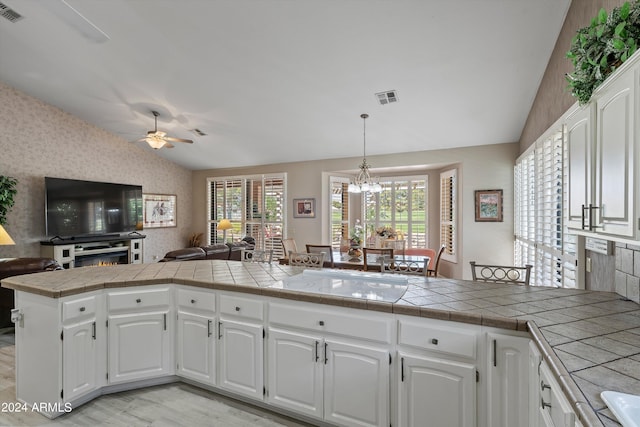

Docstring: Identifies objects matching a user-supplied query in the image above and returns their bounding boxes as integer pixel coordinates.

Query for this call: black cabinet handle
[136,298,141,303]
[207,320,212,337]
[92,321,96,340]
[79,306,86,312]
[324,342,328,364]
[191,299,196,304]
[431,338,438,345]
[315,341,319,362]
[218,322,223,339]
[319,320,325,326]
[493,339,497,367]
[401,357,405,382]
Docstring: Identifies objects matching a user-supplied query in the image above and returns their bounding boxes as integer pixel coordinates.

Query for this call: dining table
[280,250,430,272]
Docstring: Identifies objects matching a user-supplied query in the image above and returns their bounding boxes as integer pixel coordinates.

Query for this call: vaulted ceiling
[0,0,571,170]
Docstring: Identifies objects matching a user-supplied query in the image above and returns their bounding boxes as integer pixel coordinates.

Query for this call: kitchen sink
[601,391,640,427]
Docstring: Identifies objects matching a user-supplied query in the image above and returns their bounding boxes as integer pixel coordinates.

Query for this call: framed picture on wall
[474,189,503,222]
[293,198,315,218]
[143,193,177,228]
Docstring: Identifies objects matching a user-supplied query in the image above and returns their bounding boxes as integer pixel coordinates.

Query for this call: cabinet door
[595,69,636,237]
[486,333,530,427]
[176,311,216,385]
[108,311,172,384]
[63,320,98,401]
[267,328,323,419]
[397,353,475,427]
[324,340,389,427]
[566,105,593,231]
[218,319,264,400]
[529,341,543,427]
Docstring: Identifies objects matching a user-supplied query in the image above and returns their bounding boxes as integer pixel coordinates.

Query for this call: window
[330,177,350,250]
[362,176,427,248]
[439,169,456,262]
[514,128,576,288]
[208,174,286,258]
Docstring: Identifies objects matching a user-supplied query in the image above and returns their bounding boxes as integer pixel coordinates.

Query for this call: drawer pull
[235,306,240,311]
[541,381,551,391]
[136,298,142,303]
[541,397,552,409]
[79,306,86,312]
[319,320,325,326]
[191,299,196,304]
[431,338,439,345]
[207,320,212,337]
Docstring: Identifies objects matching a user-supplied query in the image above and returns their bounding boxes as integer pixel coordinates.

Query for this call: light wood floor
[0,329,313,427]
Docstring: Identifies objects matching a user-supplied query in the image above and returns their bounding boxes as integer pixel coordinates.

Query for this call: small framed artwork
[475,189,503,222]
[143,194,177,228]
[293,198,315,218]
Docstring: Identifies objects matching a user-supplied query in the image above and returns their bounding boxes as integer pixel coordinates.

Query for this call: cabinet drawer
[62,295,97,322]
[107,287,171,312]
[177,287,216,313]
[398,319,477,359]
[269,302,392,343]
[220,294,263,321]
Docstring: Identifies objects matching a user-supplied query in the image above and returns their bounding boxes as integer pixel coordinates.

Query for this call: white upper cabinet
[566,50,640,239]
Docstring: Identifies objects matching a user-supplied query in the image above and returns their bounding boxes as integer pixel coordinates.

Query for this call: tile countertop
[2,260,639,427]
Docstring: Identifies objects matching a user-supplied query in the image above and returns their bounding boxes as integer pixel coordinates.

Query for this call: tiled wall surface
[614,242,640,304]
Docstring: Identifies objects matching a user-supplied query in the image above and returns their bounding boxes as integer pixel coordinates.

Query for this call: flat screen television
[45,177,143,238]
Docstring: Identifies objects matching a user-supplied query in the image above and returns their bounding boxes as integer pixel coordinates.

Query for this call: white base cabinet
[267,328,323,418]
[14,284,576,427]
[218,293,264,401]
[323,339,389,427]
[398,353,475,427]
[267,301,391,427]
[106,287,173,384]
[486,332,531,427]
[176,287,217,385]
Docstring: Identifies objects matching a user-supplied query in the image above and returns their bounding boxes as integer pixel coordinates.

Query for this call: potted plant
[0,175,17,226]
[566,1,640,105]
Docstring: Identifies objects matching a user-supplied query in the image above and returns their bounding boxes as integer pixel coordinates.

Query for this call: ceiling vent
[375,90,398,105]
[0,2,24,23]
[190,128,207,137]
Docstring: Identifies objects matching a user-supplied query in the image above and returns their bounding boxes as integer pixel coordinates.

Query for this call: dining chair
[382,257,429,276]
[427,245,446,277]
[240,248,273,264]
[288,251,325,269]
[281,238,298,263]
[362,247,394,272]
[470,261,532,285]
[306,244,334,268]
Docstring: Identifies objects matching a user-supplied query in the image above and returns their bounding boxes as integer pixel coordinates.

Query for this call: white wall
[192,142,519,280]
[0,82,193,262]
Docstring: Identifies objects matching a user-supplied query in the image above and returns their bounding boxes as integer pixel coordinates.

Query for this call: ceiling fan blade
[164,143,175,149]
[164,136,194,144]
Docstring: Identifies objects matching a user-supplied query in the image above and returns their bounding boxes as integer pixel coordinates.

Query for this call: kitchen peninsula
[2,260,639,427]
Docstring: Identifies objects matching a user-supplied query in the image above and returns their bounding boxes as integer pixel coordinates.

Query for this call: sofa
[0,257,63,328]
[159,240,255,262]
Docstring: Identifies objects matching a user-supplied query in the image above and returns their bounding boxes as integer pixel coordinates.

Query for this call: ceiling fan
[137,111,194,149]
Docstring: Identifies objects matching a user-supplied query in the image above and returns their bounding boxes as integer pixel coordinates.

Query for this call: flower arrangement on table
[349,219,364,247]
[375,226,397,239]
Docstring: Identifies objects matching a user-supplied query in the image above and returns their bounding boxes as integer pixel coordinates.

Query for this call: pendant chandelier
[348,113,382,193]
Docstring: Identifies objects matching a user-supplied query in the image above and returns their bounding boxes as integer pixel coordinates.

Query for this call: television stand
[40,234,145,269]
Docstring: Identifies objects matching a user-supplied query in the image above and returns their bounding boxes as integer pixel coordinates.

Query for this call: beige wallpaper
[519,0,627,152]
[0,81,193,262]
